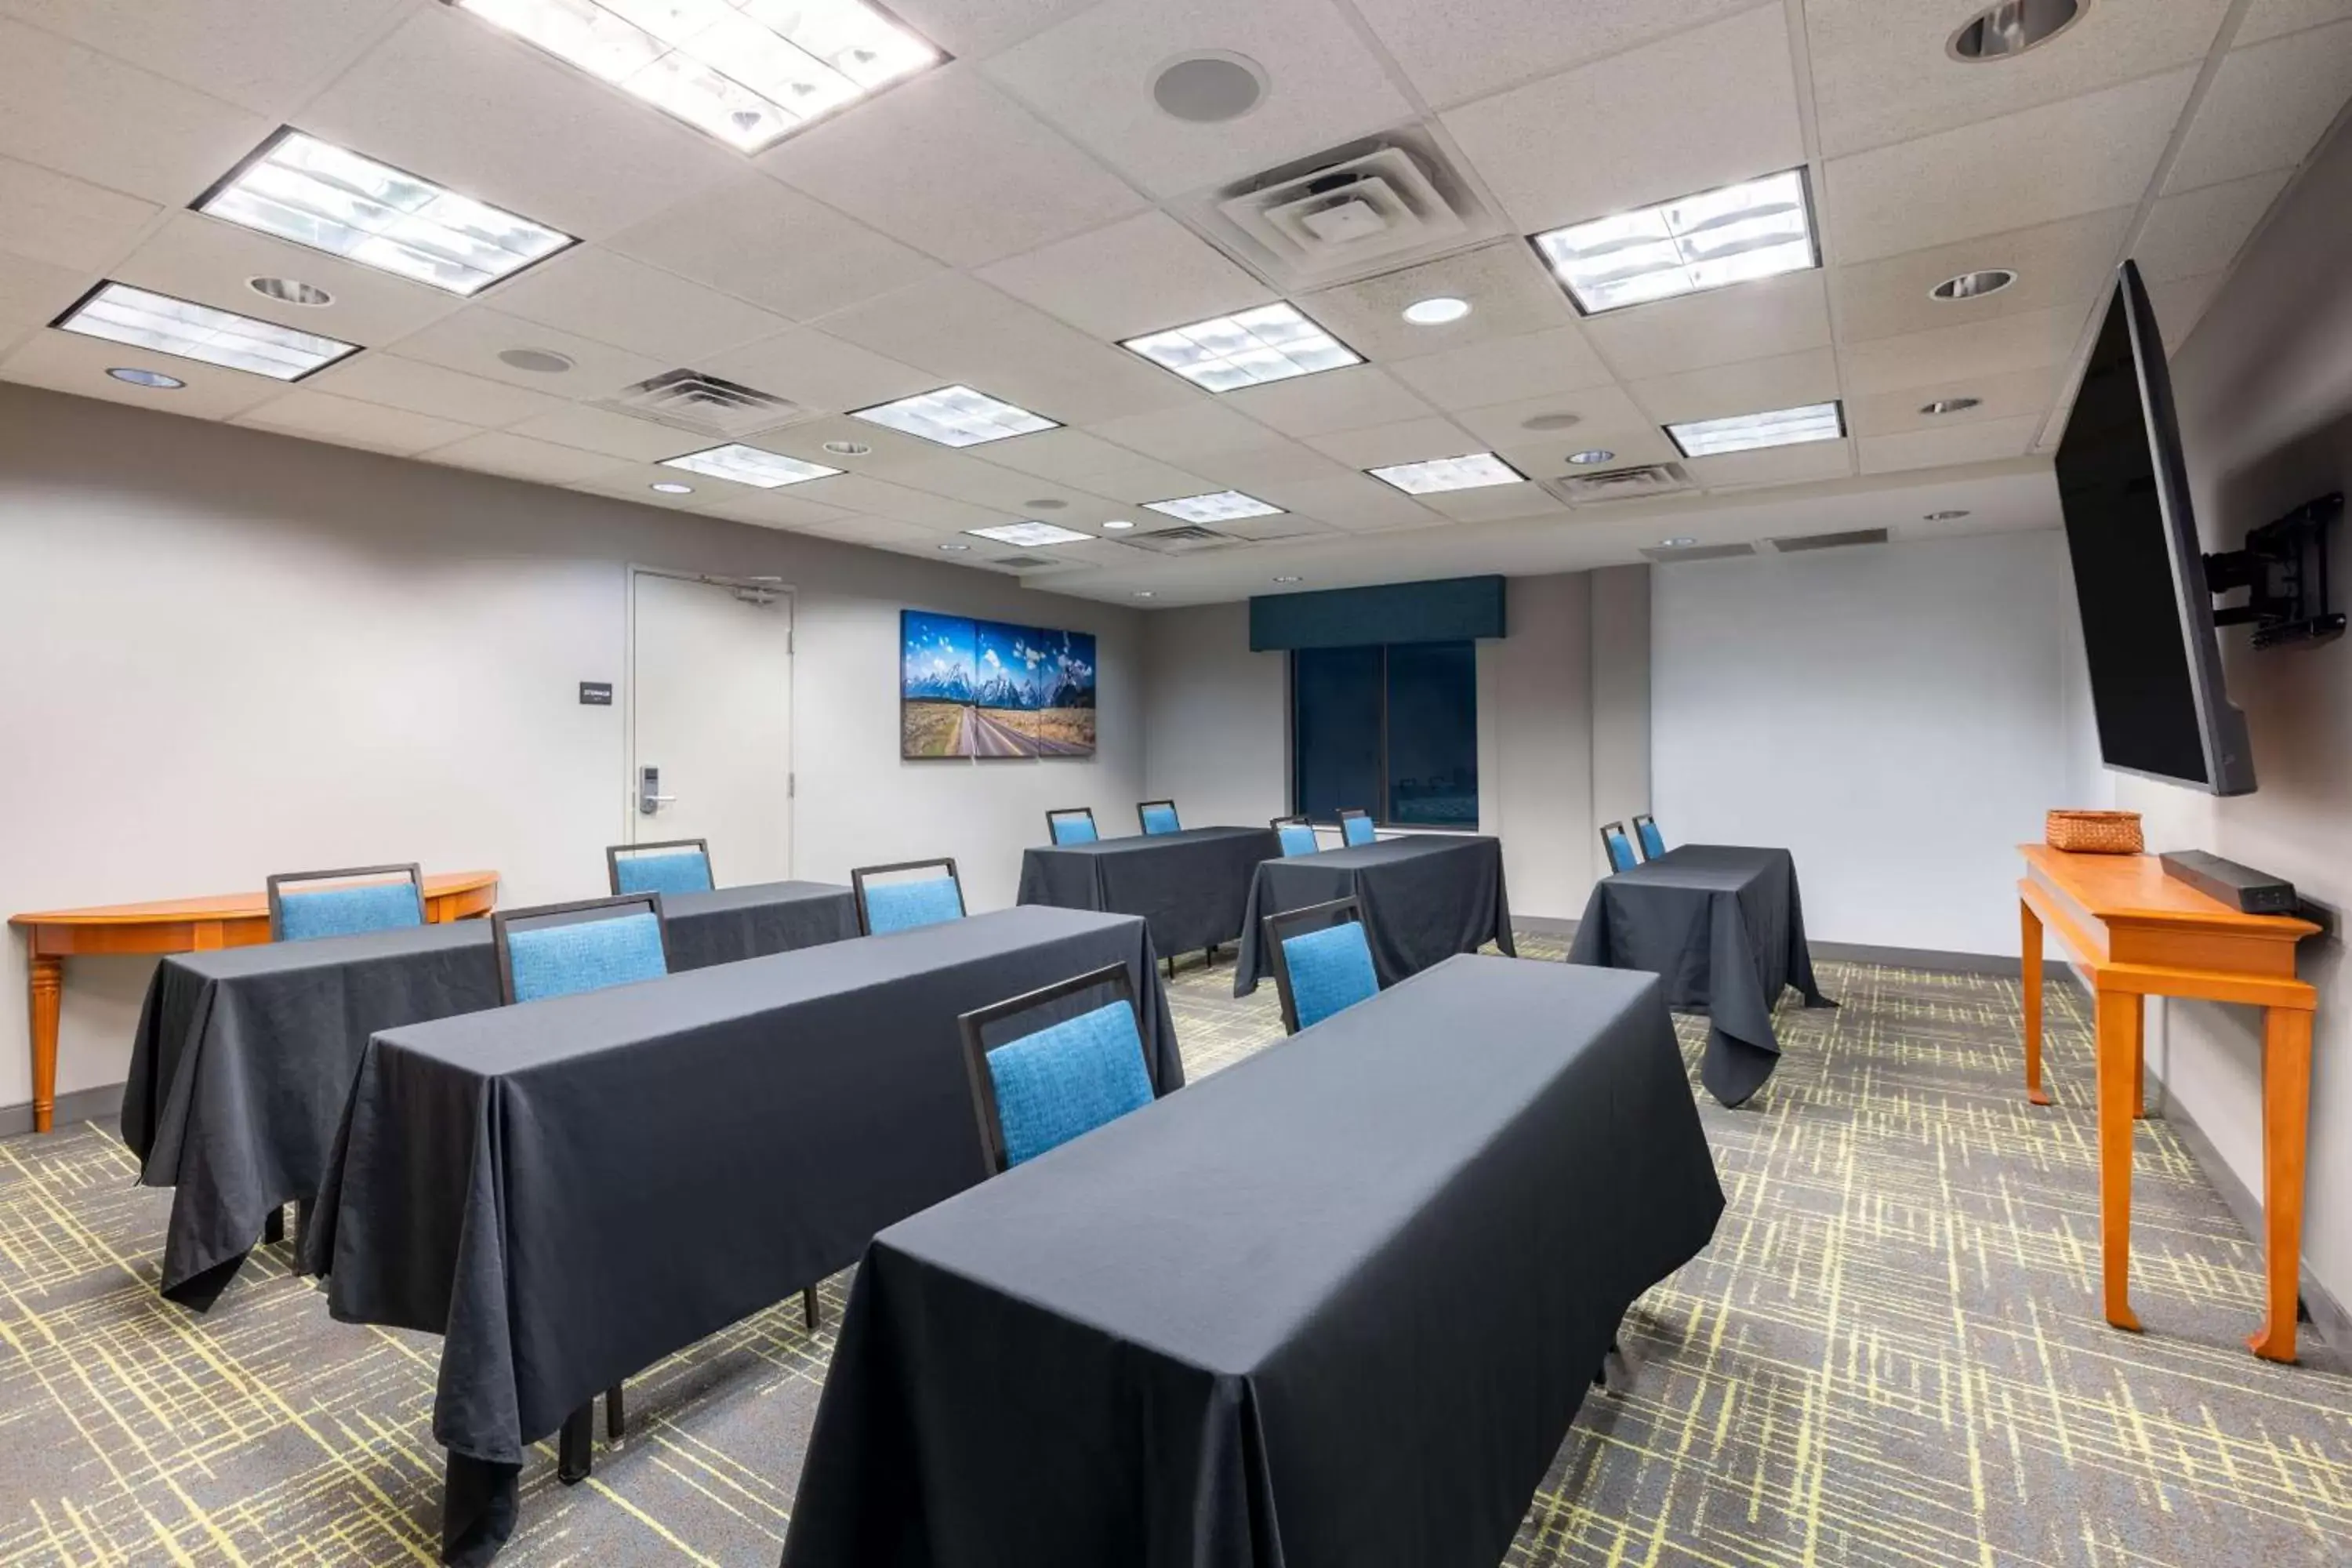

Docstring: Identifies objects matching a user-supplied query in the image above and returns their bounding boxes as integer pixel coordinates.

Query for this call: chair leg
[262,1206,285,1246]
[558,1402,593,1484]
[289,1197,317,1275]
[1595,1334,1636,1397]
[605,1383,625,1443]
[802,1285,820,1331]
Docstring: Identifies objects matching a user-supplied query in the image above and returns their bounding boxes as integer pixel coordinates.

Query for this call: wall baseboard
[1515,915,1578,939]
[0,1082,122,1139]
[1809,941,2021,977]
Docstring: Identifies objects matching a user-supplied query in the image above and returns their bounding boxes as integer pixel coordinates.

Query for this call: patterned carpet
[2,939,2350,1566]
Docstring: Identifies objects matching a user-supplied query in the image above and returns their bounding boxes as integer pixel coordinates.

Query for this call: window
[1292,641,1478,828]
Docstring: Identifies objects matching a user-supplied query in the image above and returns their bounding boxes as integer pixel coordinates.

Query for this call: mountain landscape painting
[901,611,976,758]
[1031,627,1097,754]
[899,611,1096,760]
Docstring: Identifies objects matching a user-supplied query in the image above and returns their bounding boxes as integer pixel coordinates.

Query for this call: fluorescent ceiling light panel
[660,442,842,487]
[447,0,942,153]
[966,521,1092,546]
[1666,401,1844,457]
[1366,452,1526,494]
[198,131,574,296]
[1143,490,1283,524]
[1120,303,1360,392]
[850,385,1057,447]
[1533,169,1816,314]
[54,282,358,379]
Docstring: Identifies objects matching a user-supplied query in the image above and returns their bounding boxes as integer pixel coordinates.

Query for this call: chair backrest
[1632,814,1666,862]
[1137,800,1181,836]
[959,961,1155,1173]
[1271,815,1319,857]
[1046,808,1099,846]
[606,837,714,896]
[1263,897,1378,1035]
[267,863,426,942]
[1599,821,1640,873]
[852,858,967,935]
[492,893,670,1004]
[1338,808,1377,847]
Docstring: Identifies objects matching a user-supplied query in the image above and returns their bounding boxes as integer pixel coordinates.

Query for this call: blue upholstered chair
[1263,897,1379,1035]
[1137,800,1181,836]
[492,893,670,1004]
[1272,815,1320,857]
[852,858,967,935]
[267,864,426,942]
[1632,814,1667,862]
[1599,822,1640,874]
[959,962,1156,1172]
[1339,808,1377,848]
[607,837,714,896]
[1046,808,1099,845]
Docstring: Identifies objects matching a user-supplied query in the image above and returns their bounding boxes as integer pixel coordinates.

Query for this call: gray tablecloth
[1017,825,1279,958]
[1232,834,1515,995]
[123,880,858,1305]
[782,954,1722,1568]
[1567,844,1834,1108]
[303,905,1178,1565]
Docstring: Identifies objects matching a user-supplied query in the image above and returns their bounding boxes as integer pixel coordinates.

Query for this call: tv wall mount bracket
[2203,492,2344,650]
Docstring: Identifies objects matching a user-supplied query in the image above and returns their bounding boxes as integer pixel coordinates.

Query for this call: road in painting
[901,611,1096,759]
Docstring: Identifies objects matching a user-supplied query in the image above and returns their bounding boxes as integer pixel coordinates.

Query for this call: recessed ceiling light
[1367,452,1528,495]
[445,0,942,153]
[1121,303,1360,393]
[1131,590,1156,599]
[1949,1,2082,64]
[966,521,1093,546]
[247,276,333,307]
[1101,519,1135,530]
[1144,489,1284,524]
[1402,296,1472,325]
[201,129,574,295]
[106,366,184,389]
[938,542,970,551]
[1661,536,1697,547]
[1566,448,1616,465]
[660,442,842,488]
[1025,497,1068,510]
[822,439,872,457]
[1666,401,1845,457]
[56,281,358,379]
[1924,509,1972,521]
[649,481,694,494]
[1920,397,1982,416]
[1931,268,2017,301]
[1533,169,1817,314]
[851,385,1057,448]
[1151,51,1266,123]
[1271,575,1301,583]
[499,347,574,373]
[1521,412,1581,432]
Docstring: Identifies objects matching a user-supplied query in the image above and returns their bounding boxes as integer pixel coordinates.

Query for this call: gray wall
[1138,602,1287,831]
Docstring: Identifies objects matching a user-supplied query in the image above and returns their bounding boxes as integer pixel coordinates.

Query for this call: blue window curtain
[1292,641,1477,829]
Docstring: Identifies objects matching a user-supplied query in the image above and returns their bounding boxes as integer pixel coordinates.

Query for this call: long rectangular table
[1232,833,1514,996]
[125,880,859,1306]
[1568,844,1833,1109]
[1018,824,1279,961]
[782,954,1723,1568]
[305,905,1179,1565]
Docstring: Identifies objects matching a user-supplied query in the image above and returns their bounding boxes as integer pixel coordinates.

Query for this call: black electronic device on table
[2159,850,2298,916]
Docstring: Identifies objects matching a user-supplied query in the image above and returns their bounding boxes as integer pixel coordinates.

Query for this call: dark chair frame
[490,892,670,1006]
[266,862,425,942]
[1630,814,1664,862]
[1599,820,1638,874]
[1270,814,1317,853]
[1134,799,1181,835]
[1044,808,1099,846]
[604,837,713,895]
[849,858,966,936]
[957,960,1145,1177]
[1337,808,1376,847]
[1261,895,1371,1036]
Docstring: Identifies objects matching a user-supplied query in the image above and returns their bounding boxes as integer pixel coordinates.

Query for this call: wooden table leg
[2095,987,2143,1334]
[28,956,61,1134]
[2248,1006,2314,1363]
[2020,899,2050,1105]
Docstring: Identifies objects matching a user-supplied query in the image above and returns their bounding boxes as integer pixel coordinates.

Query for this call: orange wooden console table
[2017,844,2319,1361]
[10,870,499,1134]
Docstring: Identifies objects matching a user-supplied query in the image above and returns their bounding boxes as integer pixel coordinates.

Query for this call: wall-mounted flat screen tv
[2052,259,2255,795]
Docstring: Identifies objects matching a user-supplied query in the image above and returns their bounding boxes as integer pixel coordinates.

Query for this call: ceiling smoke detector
[499,347,574,374]
[1152,52,1267,123]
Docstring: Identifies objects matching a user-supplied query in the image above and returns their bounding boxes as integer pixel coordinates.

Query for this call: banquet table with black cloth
[303,905,1178,1567]
[1231,833,1514,996]
[1567,844,1835,1108]
[1017,824,1279,959]
[122,879,858,1307]
[780,954,1723,1568]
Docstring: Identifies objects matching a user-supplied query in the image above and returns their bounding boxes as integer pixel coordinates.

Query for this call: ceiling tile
[1257,471,1439,531]
[114,212,466,349]
[235,388,480,455]
[1841,307,2082,396]
[426,430,628,484]
[964,429,1214,507]
[761,64,1144,267]
[2166,20,2352,192]
[0,20,271,206]
[1449,383,1654,450]
[1303,416,1481,470]
[1856,413,2041,474]
[388,306,670,397]
[2136,170,2292,284]
[1492,420,1682,475]
[2238,0,2352,46]
[1440,5,1803,232]
[489,248,791,363]
[0,0,407,116]
[2148,270,2229,351]
[1583,270,1831,379]
[571,462,738,510]
[874,0,1101,59]
[978,212,1272,341]
[793,474,1008,529]
[505,405,706,463]
[1384,325,1618,410]
[604,174,941,324]
[1413,482,1566,524]
[1686,437,1853,489]
[1,327,283,418]
[1628,348,1840,423]
[1183,441,1358,491]
[1843,364,2064,437]
[303,351,572,427]
[698,328,938,414]
[800,516,955,547]
[1825,70,2197,263]
[1295,241,1577,363]
[0,251,84,346]
[873,449,1113,513]
[299,7,737,241]
[0,157,158,273]
[1347,0,1759,108]
[1828,208,2132,342]
[1805,0,2229,158]
[690,488,862,530]
[1080,401,1298,464]
[982,0,1414,198]
[1223,365,1434,438]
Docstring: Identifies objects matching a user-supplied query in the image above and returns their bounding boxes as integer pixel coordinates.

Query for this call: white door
[629,571,793,884]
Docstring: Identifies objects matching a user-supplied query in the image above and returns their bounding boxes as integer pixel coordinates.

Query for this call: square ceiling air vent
[980,554,1060,571]
[1541,463,1694,505]
[593,369,811,440]
[1125,524,1245,554]
[1769,527,1889,552]
[1639,541,1757,563]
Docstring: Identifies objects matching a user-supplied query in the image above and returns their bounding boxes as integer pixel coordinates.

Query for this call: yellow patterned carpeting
[2,942,2350,1566]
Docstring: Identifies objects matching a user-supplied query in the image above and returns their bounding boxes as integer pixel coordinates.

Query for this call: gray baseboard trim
[1809,941,2021,978]
[1514,915,1578,939]
[0,1081,122,1138]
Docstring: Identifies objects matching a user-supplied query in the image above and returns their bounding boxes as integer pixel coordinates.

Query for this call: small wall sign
[579,681,614,706]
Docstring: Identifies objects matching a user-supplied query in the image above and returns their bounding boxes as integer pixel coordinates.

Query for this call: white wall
[0,384,1143,1112]
[1479,573,1594,920]
[1590,564,1653,833]
[1653,529,2073,956]
[1138,602,1287,829]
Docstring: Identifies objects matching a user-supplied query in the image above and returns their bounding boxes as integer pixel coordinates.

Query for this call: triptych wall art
[900,611,1097,759]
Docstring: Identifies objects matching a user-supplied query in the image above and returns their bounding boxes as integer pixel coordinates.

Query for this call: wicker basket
[2045,810,2144,855]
